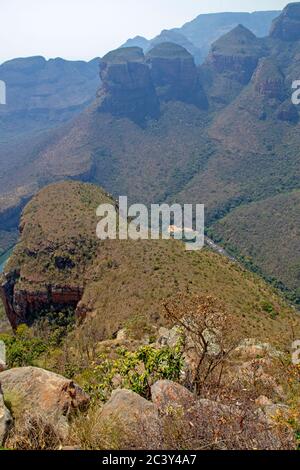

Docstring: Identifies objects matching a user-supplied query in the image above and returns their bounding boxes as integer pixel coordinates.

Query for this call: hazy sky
[0,0,290,64]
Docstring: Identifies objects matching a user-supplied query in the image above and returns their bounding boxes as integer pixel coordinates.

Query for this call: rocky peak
[146,42,206,107]
[149,31,202,64]
[121,36,150,51]
[207,25,265,84]
[97,47,159,124]
[270,3,300,41]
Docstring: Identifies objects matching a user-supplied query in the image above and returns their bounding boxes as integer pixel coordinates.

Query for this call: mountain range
[122,10,280,63]
[0,9,279,142]
[0,3,299,306]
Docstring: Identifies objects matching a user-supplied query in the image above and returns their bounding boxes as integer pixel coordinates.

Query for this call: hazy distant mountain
[0,56,99,142]
[122,10,280,63]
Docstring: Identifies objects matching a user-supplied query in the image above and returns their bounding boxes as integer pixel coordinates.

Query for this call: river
[0,247,14,273]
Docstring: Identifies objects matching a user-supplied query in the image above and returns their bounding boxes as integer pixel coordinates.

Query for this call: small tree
[163,293,239,394]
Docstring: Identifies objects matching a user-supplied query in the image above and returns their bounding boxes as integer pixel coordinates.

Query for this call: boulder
[99,389,160,448]
[263,403,291,423]
[0,383,12,446]
[0,367,90,435]
[156,326,181,348]
[234,338,285,359]
[151,380,197,413]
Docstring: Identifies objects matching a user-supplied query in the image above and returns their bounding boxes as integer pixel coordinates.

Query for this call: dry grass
[6,412,62,450]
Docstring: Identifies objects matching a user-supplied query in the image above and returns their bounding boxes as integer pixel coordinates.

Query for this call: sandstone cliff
[97,47,160,123]
[206,25,265,84]
[146,42,207,107]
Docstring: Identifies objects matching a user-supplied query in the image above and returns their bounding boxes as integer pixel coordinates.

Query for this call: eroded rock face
[206,25,265,84]
[253,58,285,99]
[0,273,83,329]
[146,42,206,106]
[0,383,12,446]
[98,47,159,123]
[270,3,300,41]
[0,367,89,436]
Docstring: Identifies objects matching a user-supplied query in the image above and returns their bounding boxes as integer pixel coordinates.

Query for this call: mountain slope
[1,181,299,348]
[211,190,300,301]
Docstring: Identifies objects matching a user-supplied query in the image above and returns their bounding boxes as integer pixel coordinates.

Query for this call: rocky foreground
[0,327,299,450]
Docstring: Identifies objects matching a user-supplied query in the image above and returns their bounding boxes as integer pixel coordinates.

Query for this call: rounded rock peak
[211,24,260,54]
[101,47,145,64]
[146,42,193,60]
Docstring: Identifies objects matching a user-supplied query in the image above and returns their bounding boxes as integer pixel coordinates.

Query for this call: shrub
[83,342,184,401]
[0,325,47,368]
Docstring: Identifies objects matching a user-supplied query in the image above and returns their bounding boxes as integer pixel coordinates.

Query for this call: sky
[0,0,291,64]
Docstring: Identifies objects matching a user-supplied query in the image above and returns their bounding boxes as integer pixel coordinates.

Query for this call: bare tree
[163,294,240,394]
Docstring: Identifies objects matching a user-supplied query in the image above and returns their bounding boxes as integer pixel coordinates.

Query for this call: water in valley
[0,247,13,273]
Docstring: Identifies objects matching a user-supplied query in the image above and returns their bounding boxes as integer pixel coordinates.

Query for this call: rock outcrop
[151,380,197,412]
[253,58,285,99]
[99,389,160,447]
[146,42,206,106]
[206,25,265,84]
[0,182,115,329]
[98,47,159,123]
[0,383,12,446]
[270,3,300,41]
[149,31,202,64]
[0,367,89,436]
[0,272,83,330]
[96,381,295,450]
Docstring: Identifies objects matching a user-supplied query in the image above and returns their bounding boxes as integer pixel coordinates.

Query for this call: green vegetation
[3,181,300,349]
[0,325,47,368]
[81,342,184,402]
[211,190,300,305]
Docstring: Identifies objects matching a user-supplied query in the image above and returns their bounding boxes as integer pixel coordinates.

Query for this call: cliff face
[0,272,83,330]
[206,25,265,84]
[253,58,285,99]
[146,43,207,107]
[270,3,300,41]
[97,47,160,123]
[97,44,207,123]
